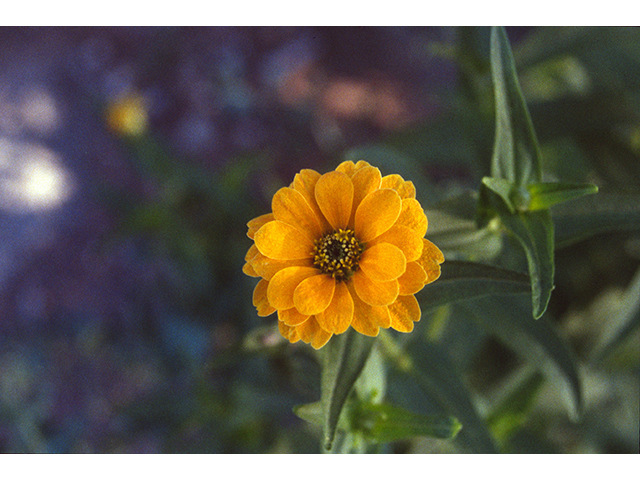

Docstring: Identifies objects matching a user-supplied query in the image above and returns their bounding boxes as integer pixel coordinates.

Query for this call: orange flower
[243,160,444,349]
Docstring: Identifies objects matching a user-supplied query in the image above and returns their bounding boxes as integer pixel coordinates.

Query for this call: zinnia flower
[243,160,444,349]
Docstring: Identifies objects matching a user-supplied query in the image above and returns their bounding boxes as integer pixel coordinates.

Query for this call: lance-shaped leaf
[527,182,599,211]
[483,27,556,319]
[490,26,542,187]
[320,328,376,451]
[419,260,531,312]
[500,207,555,319]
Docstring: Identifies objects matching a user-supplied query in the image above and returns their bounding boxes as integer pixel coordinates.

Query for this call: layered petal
[247,213,275,239]
[388,295,421,333]
[359,242,406,282]
[272,186,323,240]
[381,174,416,199]
[315,171,353,230]
[353,270,399,306]
[242,261,258,277]
[348,283,390,334]
[253,279,276,317]
[396,198,428,237]
[315,281,353,334]
[368,224,423,262]
[267,266,319,310]
[417,238,445,284]
[336,160,372,177]
[349,165,382,226]
[243,244,260,276]
[250,251,312,281]
[293,273,336,315]
[254,220,315,260]
[397,261,428,295]
[279,321,301,343]
[278,307,310,327]
[292,169,332,232]
[354,188,402,242]
[296,316,332,349]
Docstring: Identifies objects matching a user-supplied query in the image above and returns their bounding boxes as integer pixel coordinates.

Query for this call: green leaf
[320,329,376,451]
[482,176,519,213]
[419,260,531,312]
[527,182,599,211]
[380,332,499,453]
[483,183,556,319]
[490,26,542,187]
[552,193,640,249]
[459,296,582,421]
[499,208,555,319]
[354,403,461,444]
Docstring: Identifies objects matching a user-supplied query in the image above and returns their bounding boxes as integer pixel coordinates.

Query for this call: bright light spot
[0,137,74,213]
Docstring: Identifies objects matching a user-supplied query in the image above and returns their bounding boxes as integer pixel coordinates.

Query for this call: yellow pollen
[312,229,363,281]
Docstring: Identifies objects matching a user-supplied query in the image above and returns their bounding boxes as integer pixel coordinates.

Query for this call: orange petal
[335,160,357,177]
[247,213,275,239]
[279,321,301,343]
[336,160,372,177]
[388,295,421,333]
[396,198,428,237]
[242,261,259,277]
[245,243,259,262]
[359,242,406,282]
[417,238,445,284]
[353,270,399,306]
[398,262,428,295]
[354,188,402,242]
[349,166,382,227]
[311,329,333,349]
[254,221,314,260]
[368,224,423,262]
[292,168,321,194]
[251,251,313,281]
[293,273,336,315]
[315,281,354,334]
[272,187,323,239]
[267,266,319,310]
[348,284,389,334]
[292,169,332,233]
[315,171,353,230]
[244,244,263,277]
[381,174,416,199]
[296,316,332,349]
[253,279,276,317]
[278,307,310,326]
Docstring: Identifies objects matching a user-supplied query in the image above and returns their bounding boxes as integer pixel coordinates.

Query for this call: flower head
[243,160,444,349]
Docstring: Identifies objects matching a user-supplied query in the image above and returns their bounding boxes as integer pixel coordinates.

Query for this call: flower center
[313,229,363,281]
